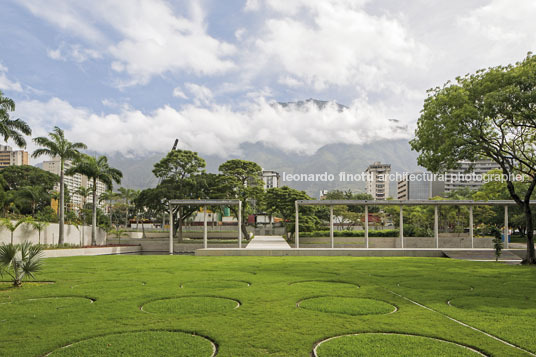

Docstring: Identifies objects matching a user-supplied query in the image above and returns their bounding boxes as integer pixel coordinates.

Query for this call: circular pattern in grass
[181,280,250,289]
[141,296,239,314]
[289,280,359,290]
[47,331,216,357]
[314,333,484,357]
[298,297,396,316]
[397,280,471,291]
[448,296,536,315]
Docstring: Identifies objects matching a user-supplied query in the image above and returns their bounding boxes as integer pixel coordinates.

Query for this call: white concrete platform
[246,235,291,249]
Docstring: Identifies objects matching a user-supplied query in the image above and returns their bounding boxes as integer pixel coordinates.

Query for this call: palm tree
[32,127,87,245]
[99,190,119,226]
[118,187,137,228]
[0,242,43,287]
[67,155,122,245]
[0,90,32,148]
[29,220,50,245]
[0,216,33,244]
[17,186,44,216]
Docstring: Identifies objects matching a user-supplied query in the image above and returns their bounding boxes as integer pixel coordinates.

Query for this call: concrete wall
[298,236,493,248]
[42,245,140,258]
[0,221,106,246]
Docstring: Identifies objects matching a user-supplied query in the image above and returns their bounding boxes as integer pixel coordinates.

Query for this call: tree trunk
[523,203,535,264]
[92,178,97,246]
[241,222,248,240]
[125,199,129,228]
[59,161,65,245]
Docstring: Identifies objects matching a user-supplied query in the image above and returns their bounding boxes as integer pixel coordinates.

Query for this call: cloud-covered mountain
[108,138,420,198]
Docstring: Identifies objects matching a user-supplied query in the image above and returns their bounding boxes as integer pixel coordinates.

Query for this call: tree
[0,216,33,244]
[66,155,122,245]
[410,53,536,264]
[143,149,213,240]
[29,220,50,245]
[99,190,119,226]
[16,186,47,216]
[32,127,87,245]
[0,242,43,287]
[0,90,32,148]
[0,165,58,191]
[264,186,317,238]
[219,159,263,238]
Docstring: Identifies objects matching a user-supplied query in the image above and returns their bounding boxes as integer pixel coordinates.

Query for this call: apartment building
[365,162,391,200]
[0,145,29,167]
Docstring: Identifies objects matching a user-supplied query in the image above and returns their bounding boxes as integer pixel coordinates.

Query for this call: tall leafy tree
[66,155,122,245]
[219,159,263,238]
[0,90,32,148]
[410,53,536,264]
[32,127,87,245]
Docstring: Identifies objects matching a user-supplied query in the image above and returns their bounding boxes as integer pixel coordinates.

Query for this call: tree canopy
[410,53,536,263]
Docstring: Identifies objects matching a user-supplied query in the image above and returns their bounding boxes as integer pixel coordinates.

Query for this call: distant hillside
[107,139,421,198]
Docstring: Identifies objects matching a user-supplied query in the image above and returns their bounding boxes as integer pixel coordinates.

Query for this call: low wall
[42,245,140,258]
[0,221,106,246]
[298,236,493,248]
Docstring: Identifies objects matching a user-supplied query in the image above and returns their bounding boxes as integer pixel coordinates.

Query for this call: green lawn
[1,256,536,356]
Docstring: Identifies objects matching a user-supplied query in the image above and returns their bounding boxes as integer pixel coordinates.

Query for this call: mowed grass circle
[299,297,396,316]
[449,296,536,315]
[142,296,239,314]
[181,280,250,289]
[314,333,484,356]
[47,331,215,357]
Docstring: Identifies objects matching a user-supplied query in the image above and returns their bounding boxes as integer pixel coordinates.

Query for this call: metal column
[469,206,474,249]
[504,205,509,249]
[203,205,208,249]
[295,201,299,248]
[330,206,334,248]
[365,205,369,248]
[434,205,439,248]
[238,201,242,248]
[400,206,404,248]
[169,202,173,255]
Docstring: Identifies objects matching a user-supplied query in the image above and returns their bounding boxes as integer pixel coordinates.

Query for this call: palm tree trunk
[59,161,65,245]
[92,178,97,246]
[125,199,128,228]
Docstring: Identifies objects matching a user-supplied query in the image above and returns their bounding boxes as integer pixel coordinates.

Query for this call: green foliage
[0,242,42,286]
[410,53,536,263]
[152,150,206,180]
[0,165,58,191]
[66,154,122,245]
[0,90,32,147]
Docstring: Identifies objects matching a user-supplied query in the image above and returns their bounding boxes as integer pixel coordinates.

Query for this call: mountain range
[107,138,422,198]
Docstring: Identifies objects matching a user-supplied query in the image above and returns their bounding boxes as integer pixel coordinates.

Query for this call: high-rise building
[42,157,107,210]
[0,145,29,167]
[397,172,445,200]
[444,160,500,193]
[365,162,391,200]
[261,170,280,189]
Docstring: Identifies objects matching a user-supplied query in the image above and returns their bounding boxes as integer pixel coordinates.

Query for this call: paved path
[246,235,291,249]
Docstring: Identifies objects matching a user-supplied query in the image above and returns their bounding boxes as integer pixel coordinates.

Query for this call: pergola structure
[168,199,242,255]
[295,200,536,250]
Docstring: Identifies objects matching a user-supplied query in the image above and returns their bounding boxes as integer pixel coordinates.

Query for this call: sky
[1,0,535,160]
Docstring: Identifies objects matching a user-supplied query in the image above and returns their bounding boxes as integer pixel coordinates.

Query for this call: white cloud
[172,87,188,99]
[247,0,426,92]
[47,43,102,63]
[184,83,213,106]
[19,0,236,86]
[15,96,410,158]
[0,64,23,92]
